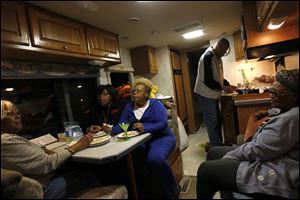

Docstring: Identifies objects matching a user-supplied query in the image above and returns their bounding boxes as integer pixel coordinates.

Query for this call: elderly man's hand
[67,133,93,154]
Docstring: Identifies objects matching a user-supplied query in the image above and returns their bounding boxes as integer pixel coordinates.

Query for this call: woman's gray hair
[1,100,14,120]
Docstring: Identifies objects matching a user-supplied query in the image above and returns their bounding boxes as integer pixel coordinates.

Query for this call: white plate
[89,135,111,147]
[93,131,107,138]
[116,131,139,139]
[157,95,172,100]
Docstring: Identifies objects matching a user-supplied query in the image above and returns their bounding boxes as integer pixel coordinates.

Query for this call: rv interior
[1,1,299,199]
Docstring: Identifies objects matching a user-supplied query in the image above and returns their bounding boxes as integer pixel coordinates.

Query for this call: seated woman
[111,77,178,199]
[84,84,129,134]
[197,69,299,199]
[1,100,100,199]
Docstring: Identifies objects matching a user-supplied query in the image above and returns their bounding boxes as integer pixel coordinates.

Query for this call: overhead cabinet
[232,30,245,61]
[242,1,299,49]
[86,26,120,59]
[1,1,30,45]
[28,7,88,54]
[1,1,121,65]
[130,45,157,75]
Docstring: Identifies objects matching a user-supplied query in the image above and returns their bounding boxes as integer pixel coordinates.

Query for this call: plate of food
[93,131,107,138]
[116,131,140,139]
[89,135,111,147]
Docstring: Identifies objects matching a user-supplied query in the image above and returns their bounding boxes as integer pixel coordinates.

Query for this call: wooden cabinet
[130,45,157,75]
[1,1,121,65]
[233,30,245,61]
[234,93,272,136]
[170,50,181,70]
[170,50,188,126]
[86,26,120,60]
[242,1,299,49]
[1,1,30,45]
[28,7,88,54]
[220,96,239,144]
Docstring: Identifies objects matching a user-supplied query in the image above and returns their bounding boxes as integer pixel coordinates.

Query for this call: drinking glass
[119,122,130,140]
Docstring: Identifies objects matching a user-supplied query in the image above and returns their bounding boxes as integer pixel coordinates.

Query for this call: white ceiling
[27,1,242,50]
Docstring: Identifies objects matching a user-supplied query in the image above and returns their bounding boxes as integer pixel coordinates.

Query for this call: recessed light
[182,30,204,39]
[268,17,287,30]
[127,17,141,23]
[5,88,14,92]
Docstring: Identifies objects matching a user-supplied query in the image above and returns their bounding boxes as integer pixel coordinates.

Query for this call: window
[1,78,97,139]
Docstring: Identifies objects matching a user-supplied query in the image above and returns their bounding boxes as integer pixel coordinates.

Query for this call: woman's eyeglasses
[132,89,145,94]
[269,87,293,97]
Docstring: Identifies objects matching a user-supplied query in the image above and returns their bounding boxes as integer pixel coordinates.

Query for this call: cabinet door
[28,7,87,54]
[86,26,120,59]
[131,45,157,75]
[173,73,187,122]
[148,46,157,73]
[170,50,181,70]
[233,30,245,61]
[1,1,30,45]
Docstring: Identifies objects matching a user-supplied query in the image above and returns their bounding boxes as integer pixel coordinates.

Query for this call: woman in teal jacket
[112,78,178,199]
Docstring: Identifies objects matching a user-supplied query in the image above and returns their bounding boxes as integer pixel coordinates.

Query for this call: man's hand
[223,85,237,94]
[67,133,93,154]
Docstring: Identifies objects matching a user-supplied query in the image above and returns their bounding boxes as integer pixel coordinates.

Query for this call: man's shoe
[198,142,211,152]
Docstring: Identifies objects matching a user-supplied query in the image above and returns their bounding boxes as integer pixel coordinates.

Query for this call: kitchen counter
[234,92,272,136]
[221,92,271,144]
[234,97,271,106]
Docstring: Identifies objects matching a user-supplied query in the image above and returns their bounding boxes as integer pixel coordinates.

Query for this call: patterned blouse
[1,133,71,186]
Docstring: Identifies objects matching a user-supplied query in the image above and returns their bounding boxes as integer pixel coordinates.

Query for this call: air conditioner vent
[171,21,203,33]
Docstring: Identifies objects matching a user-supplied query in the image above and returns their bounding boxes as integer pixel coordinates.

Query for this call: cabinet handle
[63,45,68,50]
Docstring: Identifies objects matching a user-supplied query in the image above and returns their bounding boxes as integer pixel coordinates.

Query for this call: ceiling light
[267,17,287,30]
[182,30,204,39]
[127,17,141,23]
[5,88,14,92]
[74,1,99,12]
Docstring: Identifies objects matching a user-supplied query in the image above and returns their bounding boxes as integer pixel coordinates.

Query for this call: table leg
[126,153,138,199]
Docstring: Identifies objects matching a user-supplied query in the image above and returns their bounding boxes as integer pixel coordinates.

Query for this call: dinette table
[70,133,151,199]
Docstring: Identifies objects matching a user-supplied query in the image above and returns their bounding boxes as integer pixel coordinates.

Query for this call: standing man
[194,38,236,149]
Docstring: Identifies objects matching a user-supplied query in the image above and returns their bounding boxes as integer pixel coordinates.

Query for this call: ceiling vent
[170,21,203,33]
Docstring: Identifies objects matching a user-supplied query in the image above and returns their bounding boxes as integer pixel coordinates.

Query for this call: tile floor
[181,123,209,176]
[180,124,222,199]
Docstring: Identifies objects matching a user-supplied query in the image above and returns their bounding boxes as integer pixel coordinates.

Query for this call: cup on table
[58,133,67,142]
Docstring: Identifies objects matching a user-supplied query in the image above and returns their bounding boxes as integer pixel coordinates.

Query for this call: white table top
[71,133,151,164]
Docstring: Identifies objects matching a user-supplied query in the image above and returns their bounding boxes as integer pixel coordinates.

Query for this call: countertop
[234,92,271,106]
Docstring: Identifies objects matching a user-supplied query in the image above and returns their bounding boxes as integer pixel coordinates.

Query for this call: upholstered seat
[1,168,44,199]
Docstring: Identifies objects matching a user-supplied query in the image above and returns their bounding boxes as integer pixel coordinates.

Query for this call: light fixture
[265,55,276,59]
[182,30,204,39]
[74,1,99,12]
[88,60,106,66]
[5,88,14,92]
[267,17,287,30]
[127,17,141,23]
